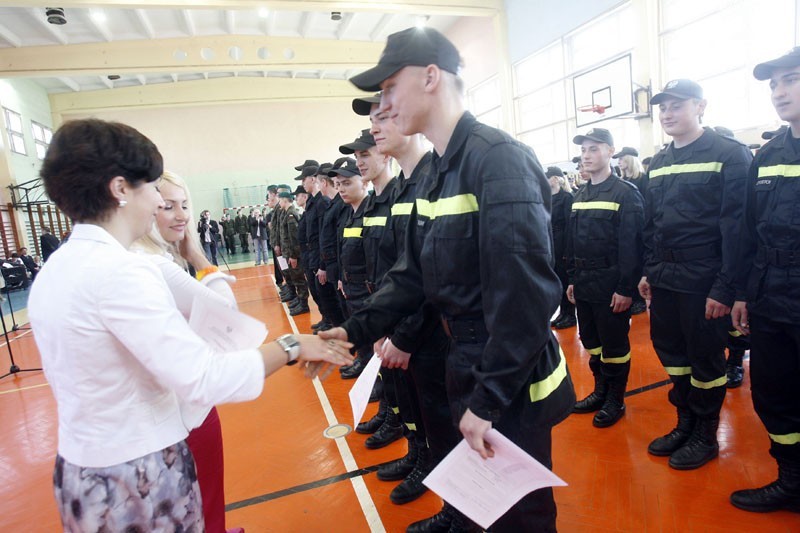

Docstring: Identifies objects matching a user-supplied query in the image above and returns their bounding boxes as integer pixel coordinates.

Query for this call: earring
[118,200,127,207]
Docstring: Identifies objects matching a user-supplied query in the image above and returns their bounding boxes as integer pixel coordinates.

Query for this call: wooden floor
[1,264,799,532]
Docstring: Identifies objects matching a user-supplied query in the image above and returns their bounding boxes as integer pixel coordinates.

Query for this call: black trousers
[749,314,800,463]
[314,276,345,326]
[271,247,284,285]
[649,287,728,419]
[239,233,249,252]
[303,266,321,308]
[554,256,574,318]
[445,341,557,533]
[344,289,373,361]
[575,299,632,381]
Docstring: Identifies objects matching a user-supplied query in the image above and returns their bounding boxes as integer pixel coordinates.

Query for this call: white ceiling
[0,4,464,93]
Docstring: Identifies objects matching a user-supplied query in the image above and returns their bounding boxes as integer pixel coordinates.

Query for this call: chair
[1,266,29,293]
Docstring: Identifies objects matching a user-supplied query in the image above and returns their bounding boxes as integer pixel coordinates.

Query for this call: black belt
[574,256,615,270]
[342,271,367,283]
[320,252,336,261]
[441,317,489,344]
[759,246,800,267]
[656,243,719,263]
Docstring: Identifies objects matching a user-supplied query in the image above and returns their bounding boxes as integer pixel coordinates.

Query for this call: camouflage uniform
[279,204,308,299]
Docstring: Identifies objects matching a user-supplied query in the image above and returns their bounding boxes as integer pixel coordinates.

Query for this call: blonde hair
[133,171,195,269]
[620,155,644,180]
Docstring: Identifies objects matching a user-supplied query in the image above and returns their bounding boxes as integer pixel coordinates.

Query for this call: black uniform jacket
[363,178,397,287]
[551,189,573,262]
[304,192,328,272]
[339,198,369,298]
[643,128,752,305]
[343,112,574,425]
[566,174,644,303]
[736,129,800,323]
[319,194,347,282]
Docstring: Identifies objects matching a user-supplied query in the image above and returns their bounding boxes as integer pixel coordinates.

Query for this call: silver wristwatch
[276,334,301,365]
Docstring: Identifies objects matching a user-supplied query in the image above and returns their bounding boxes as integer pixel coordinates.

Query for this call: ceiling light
[331,11,342,21]
[45,7,66,25]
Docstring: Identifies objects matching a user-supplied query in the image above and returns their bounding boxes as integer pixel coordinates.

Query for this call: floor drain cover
[323,423,352,439]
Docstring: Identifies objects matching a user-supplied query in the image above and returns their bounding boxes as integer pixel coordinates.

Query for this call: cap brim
[753,56,800,80]
[350,64,403,92]
[339,141,374,154]
[328,169,360,178]
[650,91,692,105]
[352,96,381,116]
[293,164,304,171]
[573,135,610,146]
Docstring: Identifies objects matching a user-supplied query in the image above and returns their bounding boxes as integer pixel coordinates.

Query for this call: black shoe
[289,301,309,316]
[730,461,800,513]
[365,418,404,449]
[281,292,297,303]
[406,506,454,533]
[668,417,719,470]
[550,313,565,327]
[726,364,744,388]
[390,445,431,504]
[554,315,577,329]
[357,401,387,435]
[340,357,367,379]
[311,319,327,330]
[630,300,647,315]
[315,322,333,333]
[648,408,695,456]
[593,400,625,428]
[573,392,606,413]
[378,440,418,481]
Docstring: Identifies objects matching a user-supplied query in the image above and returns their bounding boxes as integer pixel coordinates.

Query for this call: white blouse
[28,224,265,468]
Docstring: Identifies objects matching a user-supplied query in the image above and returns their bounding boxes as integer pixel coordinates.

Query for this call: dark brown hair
[41,119,163,222]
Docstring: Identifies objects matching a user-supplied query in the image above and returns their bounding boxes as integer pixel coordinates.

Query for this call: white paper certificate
[277,256,289,271]
[347,354,382,428]
[423,428,567,529]
[188,297,268,351]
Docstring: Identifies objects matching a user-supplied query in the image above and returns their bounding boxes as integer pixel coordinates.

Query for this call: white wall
[445,16,500,89]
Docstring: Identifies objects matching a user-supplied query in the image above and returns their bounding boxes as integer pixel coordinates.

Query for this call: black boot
[726,363,744,388]
[369,378,383,403]
[365,408,403,449]
[311,319,327,330]
[668,416,719,470]
[406,504,454,533]
[573,373,607,413]
[357,400,387,434]
[289,298,309,316]
[550,312,565,328]
[378,436,418,481]
[648,407,695,456]
[280,290,296,303]
[390,444,432,504]
[629,300,647,315]
[593,377,626,428]
[554,314,577,329]
[730,459,800,513]
[340,355,368,379]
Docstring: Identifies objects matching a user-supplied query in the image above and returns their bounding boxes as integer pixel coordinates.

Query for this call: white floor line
[0,328,32,349]
[271,275,385,533]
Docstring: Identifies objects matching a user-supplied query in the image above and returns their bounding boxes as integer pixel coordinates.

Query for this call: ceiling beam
[0,23,22,47]
[49,76,368,116]
[370,13,393,41]
[58,77,80,91]
[0,35,384,78]
[26,7,68,45]
[335,12,355,40]
[136,74,147,85]
[181,9,196,37]
[99,75,113,88]
[0,1,502,17]
[132,8,155,39]
[298,12,312,39]
[86,11,113,42]
[224,10,236,34]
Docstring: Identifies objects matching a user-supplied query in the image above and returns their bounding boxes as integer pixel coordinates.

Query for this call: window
[3,108,26,155]
[31,121,53,160]
[467,77,503,129]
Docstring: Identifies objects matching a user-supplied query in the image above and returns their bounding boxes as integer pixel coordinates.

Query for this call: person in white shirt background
[28,118,353,532]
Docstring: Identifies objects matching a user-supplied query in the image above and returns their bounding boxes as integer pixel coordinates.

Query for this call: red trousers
[186,407,227,533]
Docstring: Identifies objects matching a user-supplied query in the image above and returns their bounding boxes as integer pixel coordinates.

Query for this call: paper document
[277,256,289,271]
[423,428,567,529]
[189,297,268,352]
[348,354,382,427]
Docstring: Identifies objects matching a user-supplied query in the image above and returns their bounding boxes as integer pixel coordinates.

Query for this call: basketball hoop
[578,104,606,115]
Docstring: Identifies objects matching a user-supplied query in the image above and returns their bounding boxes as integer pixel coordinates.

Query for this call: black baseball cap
[641,157,652,166]
[352,93,381,116]
[339,129,376,154]
[650,79,704,104]
[612,147,639,159]
[328,157,360,178]
[754,47,800,80]
[294,185,307,196]
[317,162,333,175]
[294,159,319,171]
[573,128,614,146]
[349,27,461,92]
[713,126,735,139]
[571,156,581,164]
[295,165,319,180]
[762,125,788,140]
[545,166,564,178]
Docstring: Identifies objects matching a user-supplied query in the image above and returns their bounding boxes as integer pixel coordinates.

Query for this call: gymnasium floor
[1,263,798,532]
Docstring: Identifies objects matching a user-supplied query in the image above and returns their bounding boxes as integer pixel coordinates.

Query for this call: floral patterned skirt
[53,440,205,532]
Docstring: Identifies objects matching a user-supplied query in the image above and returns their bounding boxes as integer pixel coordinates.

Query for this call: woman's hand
[178,227,211,269]
[295,334,354,379]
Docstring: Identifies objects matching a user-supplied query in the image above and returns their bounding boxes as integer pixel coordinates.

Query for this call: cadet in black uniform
[729,48,800,514]
[317,162,348,327]
[322,27,575,533]
[566,129,644,428]
[547,166,576,329]
[639,79,752,470]
[307,163,338,332]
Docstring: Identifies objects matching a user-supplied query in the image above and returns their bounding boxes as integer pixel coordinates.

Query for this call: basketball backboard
[573,54,634,127]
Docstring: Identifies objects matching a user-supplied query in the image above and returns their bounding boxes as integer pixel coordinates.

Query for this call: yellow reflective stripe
[728,330,743,337]
[405,423,417,431]
[769,432,800,445]
[391,202,414,216]
[416,194,479,220]
[665,366,692,376]
[343,227,362,238]
[572,201,620,211]
[529,348,568,403]
[690,375,727,389]
[649,162,724,178]
[758,164,800,178]
[601,351,631,364]
[363,216,387,227]
[587,346,603,356]
[391,406,400,414]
